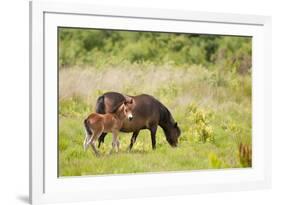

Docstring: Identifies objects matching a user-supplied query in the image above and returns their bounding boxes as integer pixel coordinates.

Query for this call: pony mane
[159,102,175,126]
[158,102,177,144]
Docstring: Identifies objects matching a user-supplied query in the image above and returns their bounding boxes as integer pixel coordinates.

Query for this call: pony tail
[96,95,105,114]
[84,119,92,136]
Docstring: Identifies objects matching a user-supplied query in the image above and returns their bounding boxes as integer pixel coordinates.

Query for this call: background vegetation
[58,28,252,176]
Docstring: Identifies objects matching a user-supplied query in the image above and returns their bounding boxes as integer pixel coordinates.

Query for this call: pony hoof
[93,152,100,157]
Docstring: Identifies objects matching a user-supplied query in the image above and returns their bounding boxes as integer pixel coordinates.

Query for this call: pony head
[164,122,181,147]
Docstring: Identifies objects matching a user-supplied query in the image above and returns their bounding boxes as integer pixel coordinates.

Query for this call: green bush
[185,103,214,143]
[58,28,252,71]
[225,122,252,167]
[208,152,222,168]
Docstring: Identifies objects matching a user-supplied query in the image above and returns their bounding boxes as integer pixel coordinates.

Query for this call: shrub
[226,122,252,167]
[186,103,214,143]
[238,143,252,167]
[208,152,222,168]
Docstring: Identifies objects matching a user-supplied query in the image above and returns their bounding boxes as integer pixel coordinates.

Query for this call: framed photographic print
[30,0,271,204]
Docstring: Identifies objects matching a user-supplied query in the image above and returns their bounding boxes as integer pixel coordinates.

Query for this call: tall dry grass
[59,64,250,111]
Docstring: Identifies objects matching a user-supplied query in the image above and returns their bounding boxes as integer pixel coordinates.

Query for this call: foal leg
[150,126,158,150]
[128,130,140,151]
[110,131,119,154]
[90,140,99,156]
[90,132,102,156]
[98,132,107,148]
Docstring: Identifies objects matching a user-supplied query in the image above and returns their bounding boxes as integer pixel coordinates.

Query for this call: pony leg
[98,132,107,148]
[150,125,158,150]
[128,130,140,150]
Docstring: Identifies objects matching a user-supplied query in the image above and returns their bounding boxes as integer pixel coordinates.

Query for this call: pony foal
[83,100,133,156]
[96,92,181,150]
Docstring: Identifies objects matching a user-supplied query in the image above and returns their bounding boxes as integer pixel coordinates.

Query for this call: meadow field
[58,28,252,176]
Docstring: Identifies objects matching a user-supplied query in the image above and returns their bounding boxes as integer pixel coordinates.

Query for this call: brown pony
[95,92,181,150]
[83,100,133,156]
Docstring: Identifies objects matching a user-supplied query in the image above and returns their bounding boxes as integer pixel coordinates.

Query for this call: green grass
[59,63,251,177]
[59,115,238,176]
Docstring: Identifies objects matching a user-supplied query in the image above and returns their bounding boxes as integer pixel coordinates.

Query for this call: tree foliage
[59,28,252,75]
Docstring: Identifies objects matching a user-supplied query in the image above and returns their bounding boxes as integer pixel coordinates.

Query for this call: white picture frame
[30,0,272,204]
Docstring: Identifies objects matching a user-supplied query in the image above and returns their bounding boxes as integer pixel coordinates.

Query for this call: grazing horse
[83,100,134,156]
[96,92,181,150]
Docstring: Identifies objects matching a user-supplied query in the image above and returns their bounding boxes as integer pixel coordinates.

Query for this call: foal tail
[83,118,93,151]
[84,119,92,136]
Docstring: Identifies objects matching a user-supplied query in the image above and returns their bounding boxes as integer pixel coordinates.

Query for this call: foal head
[116,99,134,121]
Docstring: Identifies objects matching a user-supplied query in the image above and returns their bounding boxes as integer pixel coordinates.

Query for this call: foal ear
[124,96,133,105]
